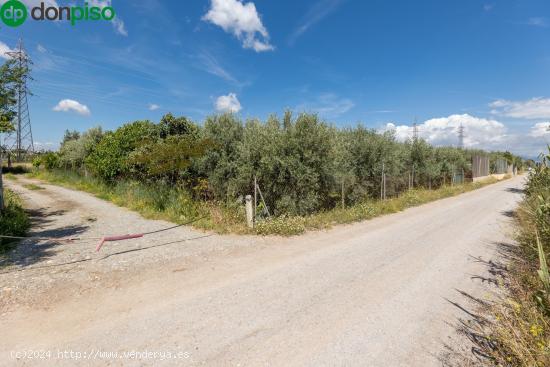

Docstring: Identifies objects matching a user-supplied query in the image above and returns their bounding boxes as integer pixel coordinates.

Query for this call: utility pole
[5,39,34,162]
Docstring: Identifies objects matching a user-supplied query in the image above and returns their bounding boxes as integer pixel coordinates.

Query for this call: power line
[4,39,34,162]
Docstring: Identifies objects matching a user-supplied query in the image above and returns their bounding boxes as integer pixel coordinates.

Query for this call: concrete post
[245,195,254,228]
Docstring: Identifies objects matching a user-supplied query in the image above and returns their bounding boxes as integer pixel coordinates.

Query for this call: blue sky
[0,0,549,158]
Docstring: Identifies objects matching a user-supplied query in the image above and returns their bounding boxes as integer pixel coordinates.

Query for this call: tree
[158,113,198,138]
[60,130,81,147]
[59,126,103,170]
[130,135,210,183]
[0,58,25,211]
[85,121,158,180]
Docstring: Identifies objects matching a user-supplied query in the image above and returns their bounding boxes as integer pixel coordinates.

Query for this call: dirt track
[1,176,524,366]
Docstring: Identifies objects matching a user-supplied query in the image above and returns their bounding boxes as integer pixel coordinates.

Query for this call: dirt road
[1,176,524,366]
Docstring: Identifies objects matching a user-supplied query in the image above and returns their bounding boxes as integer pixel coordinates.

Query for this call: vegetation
[1,56,27,211]
[22,183,44,191]
[30,169,502,236]
[27,169,241,233]
[465,149,549,366]
[0,190,29,253]
[28,109,519,236]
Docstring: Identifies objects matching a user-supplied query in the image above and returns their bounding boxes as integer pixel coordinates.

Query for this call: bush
[1,165,29,174]
[86,121,158,180]
[0,190,29,252]
[38,111,524,231]
[59,126,103,170]
[42,152,60,170]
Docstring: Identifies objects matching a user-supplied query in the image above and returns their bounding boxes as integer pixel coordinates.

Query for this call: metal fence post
[341,180,345,209]
[254,175,257,222]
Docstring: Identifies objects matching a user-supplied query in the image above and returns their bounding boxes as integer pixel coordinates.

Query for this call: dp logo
[1,0,27,27]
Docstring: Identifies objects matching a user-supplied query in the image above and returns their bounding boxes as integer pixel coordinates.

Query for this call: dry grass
[453,170,550,366]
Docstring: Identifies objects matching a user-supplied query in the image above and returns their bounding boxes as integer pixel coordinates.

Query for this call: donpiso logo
[1,0,116,27]
[1,0,27,27]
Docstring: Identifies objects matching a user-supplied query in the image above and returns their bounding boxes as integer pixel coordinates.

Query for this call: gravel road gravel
[0,176,525,366]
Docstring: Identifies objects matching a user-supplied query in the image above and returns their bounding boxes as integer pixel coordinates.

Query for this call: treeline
[36,112,522,216]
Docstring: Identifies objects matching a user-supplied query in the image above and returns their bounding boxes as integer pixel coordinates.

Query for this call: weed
[461,164,550,366]
[0,190,30,254]
[22,183,44,191]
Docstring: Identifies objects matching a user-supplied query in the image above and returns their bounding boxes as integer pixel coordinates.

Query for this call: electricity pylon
[457,123,464,149]
[4,39,34,162]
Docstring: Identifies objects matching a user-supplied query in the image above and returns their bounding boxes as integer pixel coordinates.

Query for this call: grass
[27,169,247,234]
[0,189,30,254]
[454,168,550,366]
[462,199,550,366]
[22,183,44,191]
[255,177,504,235]
[4,173,17,181]
[28,169,509,236]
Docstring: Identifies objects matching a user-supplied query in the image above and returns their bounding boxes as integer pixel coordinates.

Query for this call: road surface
[1,176,524,366]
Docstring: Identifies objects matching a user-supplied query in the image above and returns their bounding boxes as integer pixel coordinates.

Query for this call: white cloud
[382,114,508,148]
[34,141,54,148]
[490,97,550,119]
[527,17,548,28]
[53,99,91,116]
[148,103,160,111]
[0,41,15,60]
[289,0,345,45]
[529,122,550,137]
[36,44,47,53]
[202,0,274,52]
[87,0,128,36]
[296,93,354,118]
[215,93,242,113]
[112,18,128,36]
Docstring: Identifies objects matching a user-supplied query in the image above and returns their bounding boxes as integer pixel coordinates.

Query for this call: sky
[0,0,549,158]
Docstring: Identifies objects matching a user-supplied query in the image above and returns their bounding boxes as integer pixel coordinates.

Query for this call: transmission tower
[457,123,465,149]
[412,117,419,141]
[4,39,34,162]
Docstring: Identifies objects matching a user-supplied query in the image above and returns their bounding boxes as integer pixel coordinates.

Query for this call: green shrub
[42,152,60,170]
[59,126,103,170]
[0,190,29,252]
[1,165,29,174]
[85,120,158,180]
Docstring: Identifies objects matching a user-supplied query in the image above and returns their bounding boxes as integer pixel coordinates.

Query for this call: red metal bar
[95,233,144,252]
